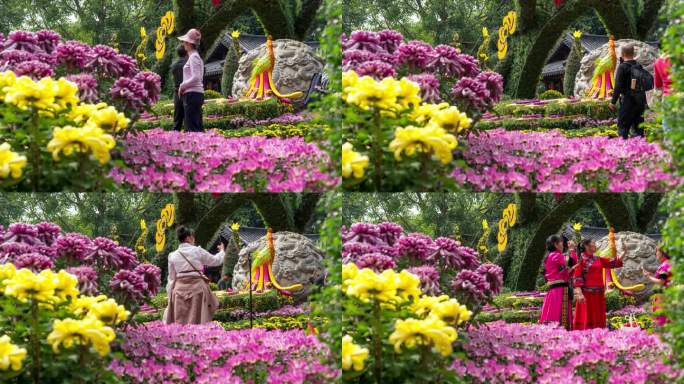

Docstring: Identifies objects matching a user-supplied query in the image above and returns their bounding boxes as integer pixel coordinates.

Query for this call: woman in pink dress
[540,235,576,329]
[643,246,672,327]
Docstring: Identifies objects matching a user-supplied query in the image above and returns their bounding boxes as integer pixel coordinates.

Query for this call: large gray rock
[574,39,660,98]
[595,231,659,300]
[232,231,325,299]
[231,39,324,103]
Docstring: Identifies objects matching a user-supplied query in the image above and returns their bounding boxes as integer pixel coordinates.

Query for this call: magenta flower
[116,54,139,78]
[35,30,61,53]
[66,266,99,295]
[406,73,441,103]
[0,242,34,261]
[35,222,61,246]
[396,40,434,71]
[345,31,382,53]
[134,263,162,296]
[476,263,503,296]
[5,31,40,53]
[476,71,504,105]
[4,223,39,245]
[397,233,436,262]
[66,73,99,103]
[133,71,161,105]
[451,269,489,305]
[13,253,54,272]
[13,60,54,79]
[88,237,138,270]
[377,30,404,54]
[109,269,147,302]
[451,76,490,112]
[344,223,381,245]
[377,222,404,246]
[55,40,93,69]
[433,237,480,270]
[54,233,93,264]
[406,265,441,295]
[0,49,34,66]
[354,253,396,272]
[109,77,146,111]
[87,44,122,77]
[355,60,396,79]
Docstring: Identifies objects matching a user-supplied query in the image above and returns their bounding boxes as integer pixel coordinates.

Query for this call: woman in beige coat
[164,226,225,324]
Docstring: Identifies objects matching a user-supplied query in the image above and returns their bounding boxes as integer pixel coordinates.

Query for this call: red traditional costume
[540,250,576,329]
[572,253,623,330]
[652,260,672,327]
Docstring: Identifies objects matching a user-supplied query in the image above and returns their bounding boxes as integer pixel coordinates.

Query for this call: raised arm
[197,244,225,267]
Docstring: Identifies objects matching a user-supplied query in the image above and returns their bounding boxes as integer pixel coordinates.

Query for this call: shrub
[149,97,292,120]
[203,89,223,100]
[605,289,637,312]
[539,89,564,100]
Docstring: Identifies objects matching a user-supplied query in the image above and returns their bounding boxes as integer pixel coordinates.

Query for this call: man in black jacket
[609,44,646,139]
[171,46,188,131]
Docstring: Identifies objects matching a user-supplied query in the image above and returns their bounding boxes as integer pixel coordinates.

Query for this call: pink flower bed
[452,129,679,192]
[110,321,338,384]
[110,129,338,192]
[452,321,680,384]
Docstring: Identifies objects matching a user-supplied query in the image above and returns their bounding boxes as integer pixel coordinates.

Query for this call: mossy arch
[503,193,663,291]
[502,0,665,98]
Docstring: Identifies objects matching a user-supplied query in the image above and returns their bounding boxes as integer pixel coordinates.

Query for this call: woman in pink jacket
[539,235,576,330]
[177,29,205,132]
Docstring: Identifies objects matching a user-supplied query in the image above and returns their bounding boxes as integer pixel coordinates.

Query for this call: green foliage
[204,90,223,100]
[218,314,322,330]
[148,289,291,312]
[539,90,564,100]
[608,313,654,331]
[477,309,540,324]
[604,289,637,312]
[220,123,324,138]
[491,99,614,119]
[221,45,240,98]
[148,97,292,121]
[491,293,544,309]
[563,39,583,97]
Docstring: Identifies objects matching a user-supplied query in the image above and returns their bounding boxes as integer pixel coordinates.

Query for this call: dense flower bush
[343,29,503,118]
[0,29,160,116]
[0,222,159,313]
[110,129,337,192]
[451,129,679,192]
[342,263,471,383]
[110,321,338,383]
[451,321,680,384]
[0,263,126,383]
[343,222,502,312]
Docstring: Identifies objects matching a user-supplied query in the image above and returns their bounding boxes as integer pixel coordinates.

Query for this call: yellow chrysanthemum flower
[341,142,369,179]
[3,76,58,111]
[430,298,472,325]
[69,295,108,318]
[395,78,422,110]
[573,30,582,40]
[231,222,240,231]
[342,70,359,90]
[0,71,17,99]
[87,106,130,132]
[3,268,56,303]
[0,143,27,179]
[51,270,80,302]
[428,106,472,132]
[344,74,400,111]
[388,316,457,356]
[0,263,16,286]
[389,125,457,164]
[87,298,130,325]
[410,294,450,318]
[342,335,368,371]
[395,270,422,302]
[47,317,116,357]
[0,335,26,371]
[573,223,583,231]
[231,30,241,39]
[345,267,399,303]
[409,102,450,125]
[342,263,359,290]
[69,103,107,125]
[53,78,80,110]
[47,125,116,164]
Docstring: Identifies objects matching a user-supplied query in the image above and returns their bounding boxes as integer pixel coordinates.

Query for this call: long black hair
[546,235,562,252]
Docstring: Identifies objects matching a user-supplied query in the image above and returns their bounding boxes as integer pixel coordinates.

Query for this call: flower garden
[340,28,678,191]
[0,27,337,192]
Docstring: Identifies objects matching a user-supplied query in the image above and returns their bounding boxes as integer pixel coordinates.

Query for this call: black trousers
[173,91,184,131]
[617,96,645,139]
[182,92,204,132]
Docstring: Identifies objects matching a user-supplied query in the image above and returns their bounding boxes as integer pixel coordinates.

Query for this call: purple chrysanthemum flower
[55,40,93,69]
[66,73,99,103]
[5,31,40,53]
[0,242,34,262]
[134,71,161,105]
[406,265,441,295]
[454,53,481,78]
[426,44,461,77]
[345,31,382,53]
[54,233,93,264]
[88,237,137,270]
[35,30,62,53]
[13,253,54,272]
[434,237,480,271]
[354,253,396,272]
[342,241,378,263]
[109,269,147,302]
[0,33,5,51]
[134,263,161,296]
[406,73,441,103]
[13,60,54,79]
[116,54,139,78]
[477,263,504,296]
[396,40,434,72]
[355,60,396,79]
[343,223,382,245]
[396,233,436,262]
[476,71,504,105]
[377,222,403,246]
[377,30,404,54]
[0,49,34,66]
[451,269,489,305]
[4,223,39,245]
[451,77,490,112]
[66,266,99,295]
[87,44,122,77]
[35,222,61,246]
[109,77,146,111]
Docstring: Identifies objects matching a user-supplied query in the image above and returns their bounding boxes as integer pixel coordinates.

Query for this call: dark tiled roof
[208,225,320,251]
[205,60,225,77]
[559,225,661,242]
[542,60,565,77]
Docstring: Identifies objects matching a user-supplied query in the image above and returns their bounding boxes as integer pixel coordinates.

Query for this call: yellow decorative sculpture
[155,203,175,252]
[136,27,149,67]
[242,35,304,101]
[478,27,491,67]
[600,227,645,293]
[588,35,617,99]
[135,219,148,257]
[248,228,303,295]
[497,203,517,252]
[497,11,517,60]
[155,11,175,60]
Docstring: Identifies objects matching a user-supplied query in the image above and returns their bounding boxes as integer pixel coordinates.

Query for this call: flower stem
[30,301,40,384]
[372,300,382,384]
[29,110,42,191]
[371,109,383,189]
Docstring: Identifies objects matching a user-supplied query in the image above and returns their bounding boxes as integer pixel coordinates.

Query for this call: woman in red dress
[572,239,623,330]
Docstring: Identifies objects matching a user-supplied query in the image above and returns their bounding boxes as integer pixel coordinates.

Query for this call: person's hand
[642,266,651,277]
[218,243,225,252]
[575,290,586,304]
[608,103,617,111]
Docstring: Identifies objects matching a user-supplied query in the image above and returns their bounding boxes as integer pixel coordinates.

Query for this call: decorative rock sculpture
[232,38,324,103]
[232,231,325,299]
[595,231,659,300]
[574,39,659,98]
